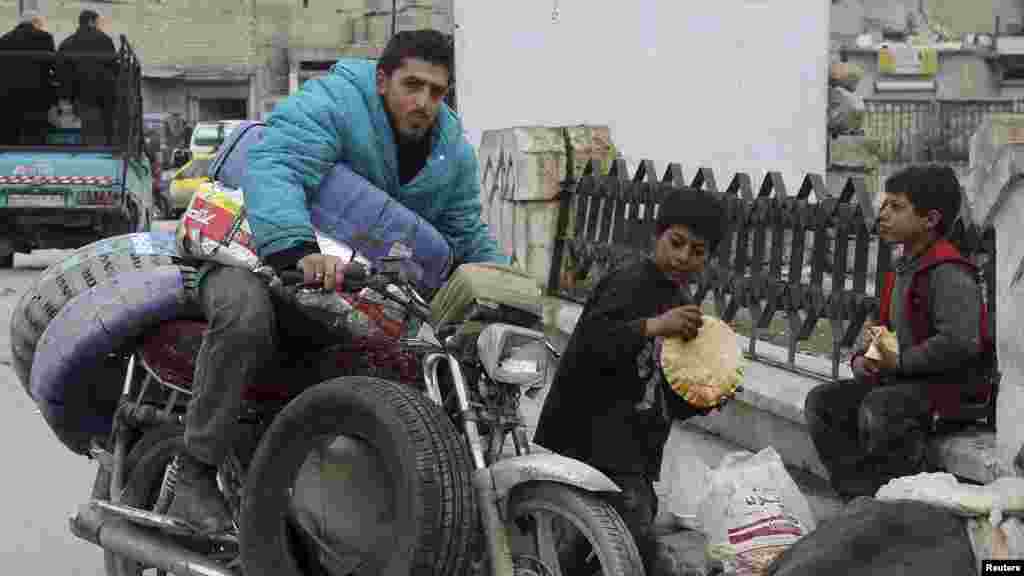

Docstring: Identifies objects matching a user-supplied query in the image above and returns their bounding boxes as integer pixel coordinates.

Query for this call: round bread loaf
[660,315,745,408]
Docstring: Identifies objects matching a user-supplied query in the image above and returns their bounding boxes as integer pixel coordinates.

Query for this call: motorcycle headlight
[476,324,551,390]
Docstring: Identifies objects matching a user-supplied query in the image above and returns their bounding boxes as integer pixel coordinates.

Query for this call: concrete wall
[969,115,1024,471]
[455,0,829,190]
[0,0,256,75]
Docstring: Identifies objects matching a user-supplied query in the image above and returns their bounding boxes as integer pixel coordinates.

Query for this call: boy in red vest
[805,164,993,501]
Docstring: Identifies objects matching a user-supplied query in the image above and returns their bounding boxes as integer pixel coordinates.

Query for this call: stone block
[479,126,565,202]
[566,125,615,177]
[511,202,560,284]
[477,125,616,281]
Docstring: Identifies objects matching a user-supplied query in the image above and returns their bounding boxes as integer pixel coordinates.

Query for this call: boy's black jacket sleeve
[575,263,665,358]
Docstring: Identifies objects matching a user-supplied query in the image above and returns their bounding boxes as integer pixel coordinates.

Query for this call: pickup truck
[0,35,154,268]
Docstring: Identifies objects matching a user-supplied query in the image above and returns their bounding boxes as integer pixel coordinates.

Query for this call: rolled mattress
[12,232,197,454]
[211,122,453,292]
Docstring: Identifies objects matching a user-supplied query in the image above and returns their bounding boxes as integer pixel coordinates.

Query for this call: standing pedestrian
[0,11,57,146]
[58,10,117,146]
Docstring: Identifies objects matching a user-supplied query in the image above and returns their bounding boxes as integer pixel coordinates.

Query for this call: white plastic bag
[664,448,713,531]
[698,447,816,576]
[876,472,1024,521]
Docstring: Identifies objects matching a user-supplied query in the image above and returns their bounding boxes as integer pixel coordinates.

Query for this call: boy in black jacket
[534,187,726,574]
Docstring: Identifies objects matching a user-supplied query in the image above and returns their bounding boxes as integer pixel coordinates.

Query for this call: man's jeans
[804,375,931,499]
[186,266,334,466]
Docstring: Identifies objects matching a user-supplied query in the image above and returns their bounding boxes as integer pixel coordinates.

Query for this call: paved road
[0,221,177,574]
[0,250,107,575]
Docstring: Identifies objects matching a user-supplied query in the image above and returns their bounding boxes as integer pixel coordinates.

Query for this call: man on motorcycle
[166,29,507,533]
[533,188,725,575]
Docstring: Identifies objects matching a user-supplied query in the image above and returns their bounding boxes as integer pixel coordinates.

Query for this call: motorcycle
[71,251,645,575]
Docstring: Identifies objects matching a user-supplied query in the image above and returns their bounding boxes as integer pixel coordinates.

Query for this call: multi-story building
[1,0,452,122]
[253,0,453,119]
[830,0,1024,191]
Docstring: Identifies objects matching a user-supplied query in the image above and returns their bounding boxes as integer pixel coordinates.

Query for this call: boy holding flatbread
[534,187,726,575]
[805,165,994,501]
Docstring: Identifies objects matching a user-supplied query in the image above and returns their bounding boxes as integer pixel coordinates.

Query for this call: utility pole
[392,0,398,38]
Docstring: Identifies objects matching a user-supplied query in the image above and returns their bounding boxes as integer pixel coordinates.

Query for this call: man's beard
[384,103,430,145]
[396,124,429,145]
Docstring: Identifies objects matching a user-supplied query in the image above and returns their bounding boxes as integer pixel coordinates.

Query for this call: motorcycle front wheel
[506,482,645,576]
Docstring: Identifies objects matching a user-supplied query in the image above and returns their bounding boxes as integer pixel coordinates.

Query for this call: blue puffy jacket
[243,58,507,266]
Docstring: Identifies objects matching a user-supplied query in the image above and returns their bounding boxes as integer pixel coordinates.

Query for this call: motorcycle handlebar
[276,263,371,292]
[272,262,431,322]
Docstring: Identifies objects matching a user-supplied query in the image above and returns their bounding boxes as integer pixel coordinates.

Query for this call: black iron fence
[863,98,1024,164]
[547,158,996,381]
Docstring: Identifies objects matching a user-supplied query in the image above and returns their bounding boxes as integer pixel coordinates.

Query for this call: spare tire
[241,376,477,576]
[8,231,180,396]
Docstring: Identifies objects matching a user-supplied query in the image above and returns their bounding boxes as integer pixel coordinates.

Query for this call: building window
[303,0,309,7]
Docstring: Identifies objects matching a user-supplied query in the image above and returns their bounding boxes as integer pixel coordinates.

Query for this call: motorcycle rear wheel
[240,375,477,576]
[100,424,186,576]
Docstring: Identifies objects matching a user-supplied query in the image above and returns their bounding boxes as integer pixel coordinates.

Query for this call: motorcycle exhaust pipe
[69,503,235,576]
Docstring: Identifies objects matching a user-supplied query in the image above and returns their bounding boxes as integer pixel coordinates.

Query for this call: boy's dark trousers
[804,375,932,500]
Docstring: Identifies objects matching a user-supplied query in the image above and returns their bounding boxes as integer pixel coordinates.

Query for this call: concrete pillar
[476,125,614,287]
[969,115,1024,474]
[248,73,258,120]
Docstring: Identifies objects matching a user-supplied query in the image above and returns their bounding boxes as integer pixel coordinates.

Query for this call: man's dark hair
[655,187,726,252]
[79,9,99,29]
[884,164,962,236]
[378,29,453,80]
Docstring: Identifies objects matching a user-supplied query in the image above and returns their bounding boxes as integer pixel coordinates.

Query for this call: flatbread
[660,315,746,408]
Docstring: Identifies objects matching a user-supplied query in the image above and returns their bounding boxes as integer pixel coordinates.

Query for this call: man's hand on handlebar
[297,254,346,291]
